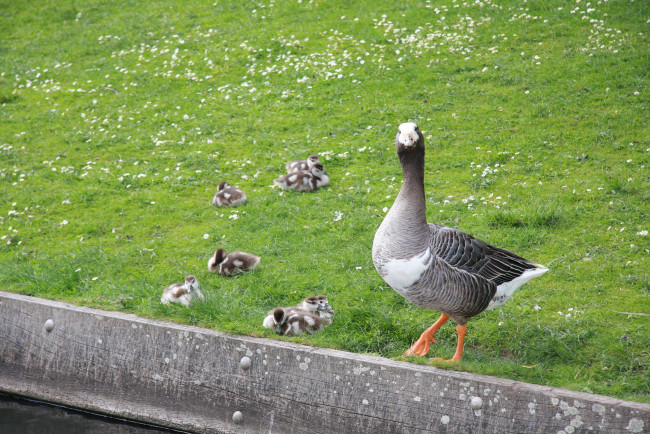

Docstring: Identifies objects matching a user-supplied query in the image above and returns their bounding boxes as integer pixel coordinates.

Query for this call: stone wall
[0,291,647,433]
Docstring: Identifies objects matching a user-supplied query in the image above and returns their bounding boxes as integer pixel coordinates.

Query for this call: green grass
[1,0,648,403]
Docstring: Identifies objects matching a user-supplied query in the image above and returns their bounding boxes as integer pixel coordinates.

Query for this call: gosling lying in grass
[273,164,329,192]
[212,181,247,207]
[207,248,260,276]
[268,308,331,336]
[262,296,334,332]
[160,275,204,306]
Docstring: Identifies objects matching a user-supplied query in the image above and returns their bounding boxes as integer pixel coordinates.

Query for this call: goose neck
[394,150,428,228]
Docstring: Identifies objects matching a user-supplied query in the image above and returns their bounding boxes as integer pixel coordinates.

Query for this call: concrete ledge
[0,291,648,433]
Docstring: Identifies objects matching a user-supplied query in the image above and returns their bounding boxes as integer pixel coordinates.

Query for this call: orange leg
[404,313,449,357]
[433,324,467,363]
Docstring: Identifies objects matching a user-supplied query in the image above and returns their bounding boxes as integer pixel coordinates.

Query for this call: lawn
[0,0,648,403]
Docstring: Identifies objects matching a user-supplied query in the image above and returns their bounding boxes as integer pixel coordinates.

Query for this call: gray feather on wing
[429,224,537,286]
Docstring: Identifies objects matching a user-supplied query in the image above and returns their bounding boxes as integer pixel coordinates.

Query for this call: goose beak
[399,132,416,148]
[406,131,415,144]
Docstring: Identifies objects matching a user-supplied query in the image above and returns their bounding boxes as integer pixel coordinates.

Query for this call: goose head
[317,295,333,312]
[310,163,325,177]
[396,122,424,153]
[217,181,230,191]
[213,248,227,265]
[307,154,320,168]
[300,296,319,313]
[185,275,198,292]
[272,308,287,333]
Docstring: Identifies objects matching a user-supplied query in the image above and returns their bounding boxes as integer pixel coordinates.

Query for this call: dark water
[0,393,185,434]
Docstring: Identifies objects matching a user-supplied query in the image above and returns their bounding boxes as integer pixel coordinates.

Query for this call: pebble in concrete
[240,356,251,370]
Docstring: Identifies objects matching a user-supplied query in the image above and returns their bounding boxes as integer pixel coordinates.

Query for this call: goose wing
[169,283,189,298]
[429,224,537,286]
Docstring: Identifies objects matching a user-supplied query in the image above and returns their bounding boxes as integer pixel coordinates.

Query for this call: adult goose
[372,122,548,362]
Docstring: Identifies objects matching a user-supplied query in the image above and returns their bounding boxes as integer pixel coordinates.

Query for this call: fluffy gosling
[160,275,204,306]
[212,182,247,207]
[207,248,260,276]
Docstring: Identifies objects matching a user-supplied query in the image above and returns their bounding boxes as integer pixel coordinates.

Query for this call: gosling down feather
[372,122,548,362]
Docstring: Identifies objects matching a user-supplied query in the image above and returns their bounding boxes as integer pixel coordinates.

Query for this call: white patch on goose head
[381,248,432,293]
[397,122,420,148]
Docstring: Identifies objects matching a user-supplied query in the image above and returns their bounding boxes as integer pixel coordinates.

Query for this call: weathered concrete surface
[0,291,648,433]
